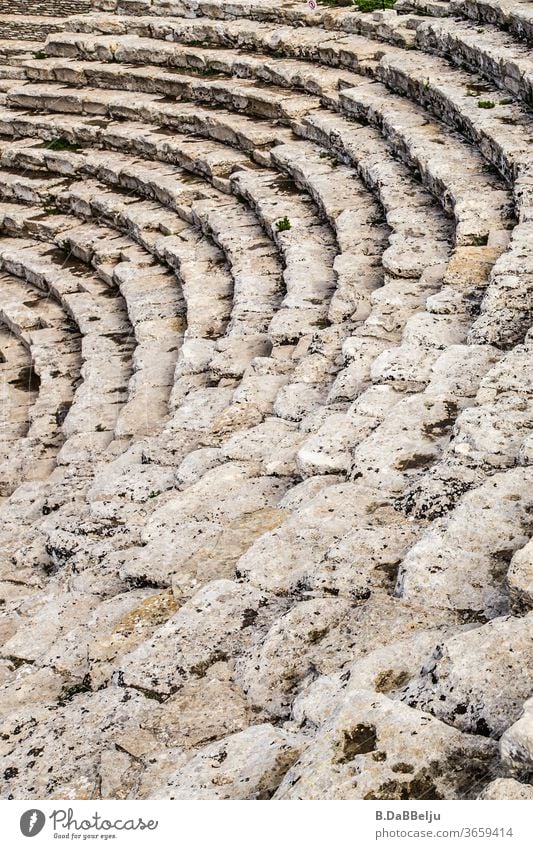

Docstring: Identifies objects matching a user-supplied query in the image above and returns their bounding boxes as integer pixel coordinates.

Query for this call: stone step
[469,219,533,348]
[338,79,514,244]
[0,309,50,494]
[0,235,134,441]
[0,17,66,42]
[0,181,187,439]
[44,18,389,72]
[23,56,323,122]
[0,64,26,80]
[0,266,81,495]
[297,248,496,477]
[62,178,234,344]
[36,15,533,198]
[0,126,346,359]
[0,101,512,464]
[415,16,533,108]
[376,49,533,191]
[0,0,530,803]
[2,105,497,415]
[396,0,453,16]
[297,110,455,408]
[38,12,533,192]
[0,137,289,392]
[399,337,531,518]
[397,465,533,618]
[0,78,24,94]
[5,76,514,248]
[406,0,533,41]
[0,39,43,65]
[67,5,420,48]
[228,167,338,344]
[6,0,92,13]
[0,101,293,167]
[25,28,520,234]
[35,33,371,94]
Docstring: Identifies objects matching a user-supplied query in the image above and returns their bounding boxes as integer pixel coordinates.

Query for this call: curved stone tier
[0,0,531,802]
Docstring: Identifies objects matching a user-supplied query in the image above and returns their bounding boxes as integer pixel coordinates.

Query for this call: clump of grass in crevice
[47,137,81,152]
[276,216,292,232]
[353,0,395,12]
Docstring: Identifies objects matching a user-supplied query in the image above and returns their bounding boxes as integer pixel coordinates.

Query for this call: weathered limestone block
[507,540,533,613]
[349,394,460,494]
[1,591,99,664]
[401,615,533,738]
[297,384,401,478]
[236,594,454,719]
[142,666,252,751]
[117,579,282,695]
[478,778,533,800]
[237,482,388,594]
[292,630,455,729]
[275,692,497,799]
[397,468,533,617]
[152,724,303,800]
[307,518,422,599]
[41,589,179,685]
[500,697,533,774]
[0,688,154,799]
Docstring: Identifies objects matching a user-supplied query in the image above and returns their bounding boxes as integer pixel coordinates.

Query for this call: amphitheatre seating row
[0,0,530,803]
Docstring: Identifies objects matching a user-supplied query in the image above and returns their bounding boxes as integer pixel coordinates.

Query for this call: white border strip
[2,799,531,848]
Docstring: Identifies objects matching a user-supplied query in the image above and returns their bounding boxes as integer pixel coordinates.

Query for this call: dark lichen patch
[374,668,411,694]
[3,766,18,780]
[364,772,444,800]
[468,234,489,246]
[475,717,492,737]
[9,366,40,393]
[395,453,436,472]
[392,762,415,774]
[308,627,329,644]
[336,724,377,763]
[58,676,92,705]
[241,608,258,629]
[189,650,228,678]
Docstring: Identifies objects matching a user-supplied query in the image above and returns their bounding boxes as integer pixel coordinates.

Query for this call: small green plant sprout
[32,50,47,60]
[147,490,161,499]
[319,149,339,167]
[469,234,489,247]
[353,0,395,12]
[47,137,80,152]
[478,100,495,109]
[276,216,292,232]
[60,238,71,253]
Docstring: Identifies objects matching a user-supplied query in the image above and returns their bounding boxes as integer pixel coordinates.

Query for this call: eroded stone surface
[0,0,531,803]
